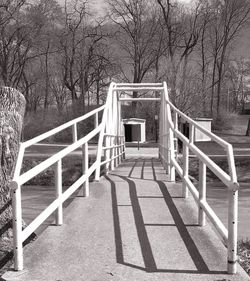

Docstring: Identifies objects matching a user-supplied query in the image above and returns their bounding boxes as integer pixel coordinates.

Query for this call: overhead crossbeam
[115,83,163,87]
[114,87,163,91]
[119,98,161,101]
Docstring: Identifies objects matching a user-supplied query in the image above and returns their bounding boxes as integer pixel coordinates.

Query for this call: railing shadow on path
[105,157,227,275]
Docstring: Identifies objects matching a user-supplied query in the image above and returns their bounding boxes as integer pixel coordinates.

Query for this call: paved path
[3,156,249,281]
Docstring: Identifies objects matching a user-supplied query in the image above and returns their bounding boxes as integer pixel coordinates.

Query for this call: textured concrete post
[0,87,26,270]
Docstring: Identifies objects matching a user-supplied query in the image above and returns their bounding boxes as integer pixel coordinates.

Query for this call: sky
[56,0,193,16]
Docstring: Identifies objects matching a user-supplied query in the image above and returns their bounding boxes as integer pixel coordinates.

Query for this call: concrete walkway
[3,157,250,281]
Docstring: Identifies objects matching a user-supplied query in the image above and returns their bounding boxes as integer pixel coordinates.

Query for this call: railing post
[12,181,23,271]
[114,137,118,168]
[123,137,126,159]
[55,159,63,225]
[227,189,238,274]
[82,142,89,197]
[95,112,98,128]
[72,123,77,142]
[182,143,189,198]
[198,160,206,226]
[164,103,168,171]
[104,135,109,173]
[117,137,120,165]
[173,112,178,155]
[189,124,194,143]
[110,137,114,170]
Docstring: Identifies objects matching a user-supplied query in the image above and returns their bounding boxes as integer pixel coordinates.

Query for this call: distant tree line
[1,0,250,120]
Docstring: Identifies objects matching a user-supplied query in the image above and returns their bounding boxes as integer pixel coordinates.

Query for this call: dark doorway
[124,124,132,142]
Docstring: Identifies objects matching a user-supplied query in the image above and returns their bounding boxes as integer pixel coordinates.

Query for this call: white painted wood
[116,83,163,87]
[95,83,115,181]
[169,124,233,188]
[11,81,239,275]
[19,126,101,185]
[114,87,164,91]
[22,163,97,242]
[11,182,23,270]
[200,200,228,244]
[166,99,230,149]
[22,105,105,149]
[82,143,89,197]
[227,189,238,274]
[119,98,161,101]
[189,124,194,143]
[199,161,206,226]
[163,82,175,181]
[72,123,77,142]
[55,159,63,225]
[95,112,98,128]
[182,144,189,198]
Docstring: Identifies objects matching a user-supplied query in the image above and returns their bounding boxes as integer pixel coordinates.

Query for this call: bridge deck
[3,156,249,281]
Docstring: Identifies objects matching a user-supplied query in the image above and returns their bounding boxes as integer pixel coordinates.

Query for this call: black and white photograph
[0,0,250,280]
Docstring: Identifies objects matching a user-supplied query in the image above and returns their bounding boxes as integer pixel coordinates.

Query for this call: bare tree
[207,0,250,117]
[157,0,202,110]
[109,0,163,114]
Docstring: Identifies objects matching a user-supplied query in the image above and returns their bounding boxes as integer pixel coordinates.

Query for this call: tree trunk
[0,87,26,244]
[246,118,250,136]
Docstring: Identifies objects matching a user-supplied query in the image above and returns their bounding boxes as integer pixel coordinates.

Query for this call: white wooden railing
[11,81,239,274]
[11,82,125,270]
[159,81,239,274]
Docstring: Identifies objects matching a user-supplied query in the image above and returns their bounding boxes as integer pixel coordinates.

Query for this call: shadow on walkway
[105,158,227,275]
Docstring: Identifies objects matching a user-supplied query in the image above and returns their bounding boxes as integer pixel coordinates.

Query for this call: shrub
[211,111,236,131]
[23,105,99,143]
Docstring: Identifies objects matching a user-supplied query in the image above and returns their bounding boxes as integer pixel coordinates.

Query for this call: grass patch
[238,239,250,275]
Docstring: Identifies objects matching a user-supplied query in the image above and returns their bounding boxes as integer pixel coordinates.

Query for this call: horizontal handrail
[12,82,126,271]
[21,161,97,242]
[159,81,239,274]
[22,105,105,149]
[104,134,124,138]
[103,144,124,150]
[167,104,238,186]
[16,125,102,186]
[169,124,236,190]
[101,151,125,166]
[166,100,230,149]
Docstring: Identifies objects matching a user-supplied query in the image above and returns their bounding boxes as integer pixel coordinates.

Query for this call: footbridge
[4,82,249,280]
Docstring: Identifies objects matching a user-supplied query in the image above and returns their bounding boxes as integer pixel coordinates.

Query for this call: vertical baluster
[104,135,109,174]
[198,160,206,226]
[168,109,175,182]
[95,112,98,128]
[117,137,120,165]
[189,124,194,143]
[164,102,168,171]
[82,142,89,197]
[123,136,126,159]
[110,136,114,170]
[173,112,178,155]
[72,123,77,142]
[182,144,189,198]
[12,181,23,271]
[55,159,63,225]
[227,189,238,274]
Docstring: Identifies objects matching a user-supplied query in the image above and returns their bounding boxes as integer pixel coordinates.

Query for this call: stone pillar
[0,87,26,239]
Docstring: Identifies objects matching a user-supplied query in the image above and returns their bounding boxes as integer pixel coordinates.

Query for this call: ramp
[3,157,249,281]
